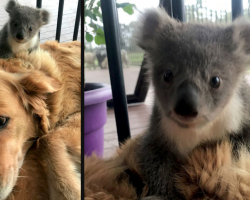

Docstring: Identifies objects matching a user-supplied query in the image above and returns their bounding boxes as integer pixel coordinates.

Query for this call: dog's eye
[29,27,33,31]
[164,70,173,82]
[13,23,18,27]
[0,117,8,127]
[210,76,220,88]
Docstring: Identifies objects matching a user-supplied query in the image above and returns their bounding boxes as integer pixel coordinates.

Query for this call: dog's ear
[15,70,62,133]
[39,9,50,25]
[5,0,18,14]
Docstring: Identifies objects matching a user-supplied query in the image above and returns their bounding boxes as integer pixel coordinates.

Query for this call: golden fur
[0,41,81,199]
[85,135,250,200]
[84,136,148,200]
[6,112,81,200]
[175,140,250,200]
[15,40,81,129]
[0,68,61,200]
[0,40,81,131]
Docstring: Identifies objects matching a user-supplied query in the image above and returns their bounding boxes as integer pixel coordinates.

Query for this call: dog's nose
[174,82,199,118]
[16,33,24,40]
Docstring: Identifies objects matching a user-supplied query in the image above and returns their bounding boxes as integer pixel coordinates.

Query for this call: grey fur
[136,7,250,199]
[0,0,50,58]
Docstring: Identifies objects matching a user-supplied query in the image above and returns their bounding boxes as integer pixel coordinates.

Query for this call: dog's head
[5,0,50,43]
[137,8,250,131]
[0,60,61,199]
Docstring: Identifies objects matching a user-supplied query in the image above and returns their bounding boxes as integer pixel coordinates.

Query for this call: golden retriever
[0,41,81,200]
[7,111,81,200]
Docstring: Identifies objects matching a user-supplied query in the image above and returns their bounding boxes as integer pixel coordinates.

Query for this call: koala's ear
[136,7,178,51]
[40,9,50,25]
[232,18,250,64]
[5,0,18,14]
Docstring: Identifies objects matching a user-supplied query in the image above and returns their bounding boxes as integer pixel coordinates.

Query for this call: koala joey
[0,0,50,59]
[136,7,250,199]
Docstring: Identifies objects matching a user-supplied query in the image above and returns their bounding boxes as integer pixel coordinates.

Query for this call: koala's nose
[16,33,24,40]
[174,83,199,118]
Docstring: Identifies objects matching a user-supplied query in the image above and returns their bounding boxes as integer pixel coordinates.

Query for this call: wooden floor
[103,88,154,158]
[0,0,81,44]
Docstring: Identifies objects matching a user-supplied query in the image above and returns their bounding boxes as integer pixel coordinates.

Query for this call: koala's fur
[136,7,250,199]
[0,0,50,59]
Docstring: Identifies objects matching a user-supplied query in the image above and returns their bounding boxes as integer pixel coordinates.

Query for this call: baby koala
[136,7,250,200]
[0,0,50,59]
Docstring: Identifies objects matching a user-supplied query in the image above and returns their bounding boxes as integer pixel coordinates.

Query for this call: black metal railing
[73,0,81,41]
[55,0,64,42]
[101,0,131,145]
[36,0,81,43]
[36,0,42,8]
[232,0,243,20]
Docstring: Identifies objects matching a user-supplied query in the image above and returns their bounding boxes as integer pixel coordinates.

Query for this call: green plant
[84,0,136,46]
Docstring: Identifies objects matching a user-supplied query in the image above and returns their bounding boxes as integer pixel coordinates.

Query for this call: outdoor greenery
[84,0,136,46]
[85,0,250,67]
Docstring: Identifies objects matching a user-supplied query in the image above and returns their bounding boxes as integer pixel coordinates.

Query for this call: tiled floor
[0,0,81,44]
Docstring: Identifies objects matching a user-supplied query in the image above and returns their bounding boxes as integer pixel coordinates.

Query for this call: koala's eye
[13,23,18,27]
[29,27,33,31]
[210,76,220,88]
[164,70,173,83]
[0,117,9,128]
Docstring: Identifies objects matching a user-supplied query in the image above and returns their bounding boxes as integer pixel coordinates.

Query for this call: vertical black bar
[232,0,243,20]
[101,0,131,145]
[36,0,42,39]
[55,0,64,42]
[36,0,42,8]
[73,0,81,41]
[160,0,173,17]
[172,0,186,21]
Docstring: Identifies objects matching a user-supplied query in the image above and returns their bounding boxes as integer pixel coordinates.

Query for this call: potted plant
[84,83,112,157]
[84,0,135,157]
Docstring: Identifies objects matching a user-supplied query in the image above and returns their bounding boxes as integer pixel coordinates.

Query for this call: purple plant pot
[84,83,112,157]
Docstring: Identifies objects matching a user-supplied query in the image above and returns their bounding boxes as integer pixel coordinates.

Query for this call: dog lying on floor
[0,41,81,199]
[85,135,250,200]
